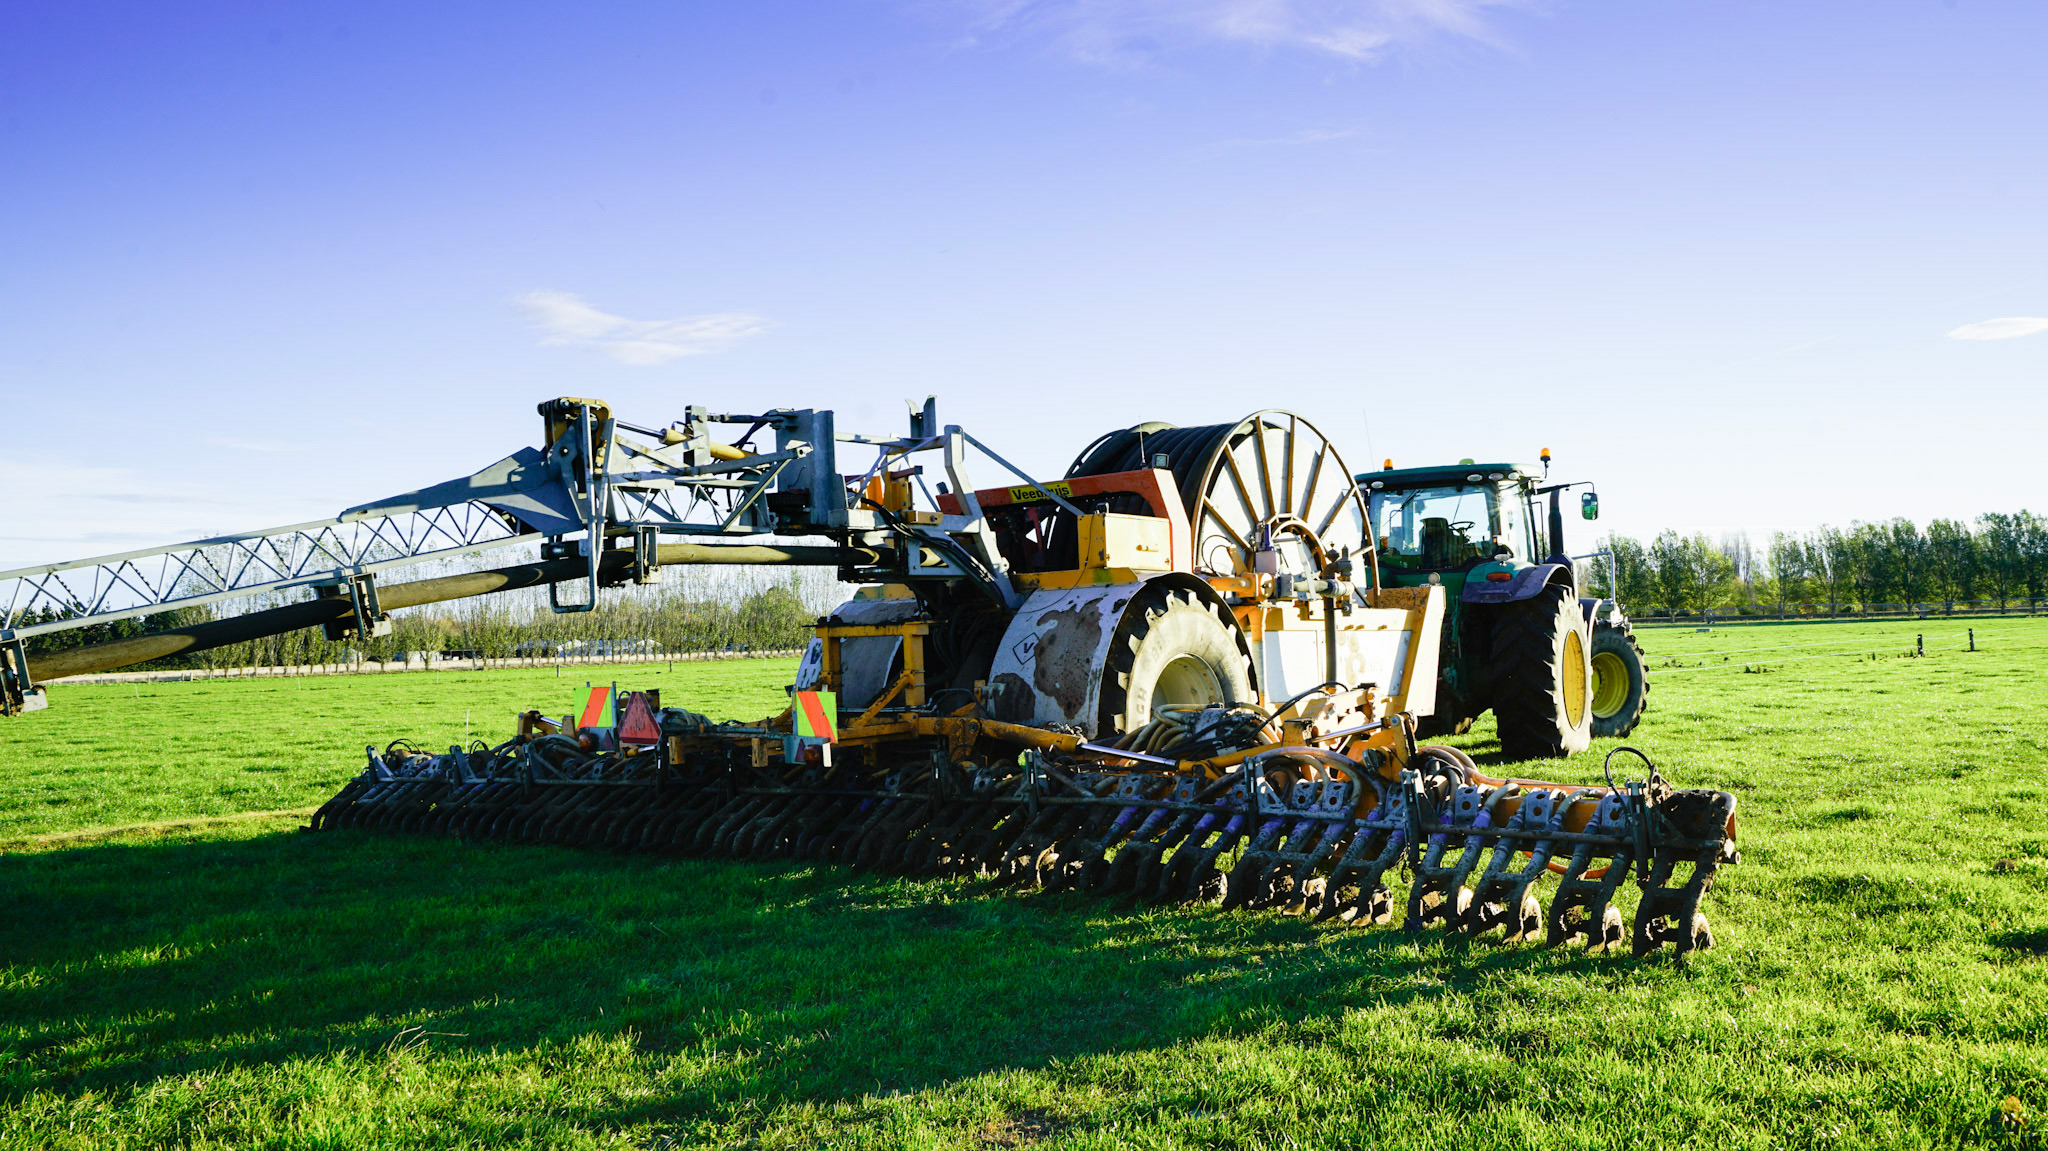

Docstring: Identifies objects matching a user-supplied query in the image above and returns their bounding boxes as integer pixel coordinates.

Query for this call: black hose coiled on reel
[1065,420,1252,519]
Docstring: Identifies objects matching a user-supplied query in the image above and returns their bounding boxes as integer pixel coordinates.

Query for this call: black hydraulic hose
[1602,745,1656,792]
[1273,680,1346,719]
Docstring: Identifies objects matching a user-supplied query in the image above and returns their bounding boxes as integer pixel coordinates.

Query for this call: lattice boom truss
[0,502,534,638]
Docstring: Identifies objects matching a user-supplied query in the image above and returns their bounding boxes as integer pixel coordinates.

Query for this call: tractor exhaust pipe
[1546,488,1568,566]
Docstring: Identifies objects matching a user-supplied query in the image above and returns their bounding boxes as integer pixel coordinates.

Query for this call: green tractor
[1359,452,1648,759]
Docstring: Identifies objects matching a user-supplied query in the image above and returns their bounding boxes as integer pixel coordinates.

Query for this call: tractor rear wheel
[1098,584,1256,736]
[1590,620,1649,738]
[1489,584,1594,760]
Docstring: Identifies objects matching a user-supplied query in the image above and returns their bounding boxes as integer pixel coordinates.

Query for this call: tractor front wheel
[1489,584,1594,760]
[1590,620,1649,738]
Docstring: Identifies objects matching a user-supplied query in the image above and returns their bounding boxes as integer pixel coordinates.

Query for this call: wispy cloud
[943,0,1518,66]
[1949,313,2048,339]
[516,290,773,366]
[1947,316,2048,342]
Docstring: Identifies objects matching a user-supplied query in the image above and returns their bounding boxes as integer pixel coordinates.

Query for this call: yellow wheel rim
[1562,629,1588,728]
[1591,650,1630,718]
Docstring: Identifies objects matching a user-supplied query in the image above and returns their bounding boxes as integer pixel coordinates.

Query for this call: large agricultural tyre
[1488,583,1594,760]
[1098,583,1256,736]
[1589,619,1649,738]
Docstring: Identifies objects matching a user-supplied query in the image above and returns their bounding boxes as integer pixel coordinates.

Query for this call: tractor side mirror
[1581,492,1600,520]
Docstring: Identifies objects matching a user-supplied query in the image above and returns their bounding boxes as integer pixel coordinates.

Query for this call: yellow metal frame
[815,620,931,711]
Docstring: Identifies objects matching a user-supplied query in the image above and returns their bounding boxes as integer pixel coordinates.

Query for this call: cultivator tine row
[311,729,1737,961]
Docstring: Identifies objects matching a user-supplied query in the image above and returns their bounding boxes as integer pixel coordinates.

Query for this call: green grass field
[4,619,2047,1149]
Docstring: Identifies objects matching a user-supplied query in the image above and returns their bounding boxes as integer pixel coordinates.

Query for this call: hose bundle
[1109,702,1271,760]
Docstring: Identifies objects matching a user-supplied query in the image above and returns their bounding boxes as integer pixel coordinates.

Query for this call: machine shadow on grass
[0,825,1645,1113]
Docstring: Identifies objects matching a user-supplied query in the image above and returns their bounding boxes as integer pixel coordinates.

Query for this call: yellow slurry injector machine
[3,400,1737,957]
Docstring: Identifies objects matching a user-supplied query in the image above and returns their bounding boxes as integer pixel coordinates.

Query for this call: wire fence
[1642,620,2048,675]
[1631,599,2045,626]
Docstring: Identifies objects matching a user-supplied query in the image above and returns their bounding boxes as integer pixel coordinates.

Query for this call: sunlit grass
[3,620,2047,1148]
[0,658,794,842]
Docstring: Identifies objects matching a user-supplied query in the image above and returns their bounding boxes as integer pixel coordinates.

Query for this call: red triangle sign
[617,691,661,746]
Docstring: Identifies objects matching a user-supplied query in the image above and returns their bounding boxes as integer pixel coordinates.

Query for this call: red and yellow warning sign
[792,690,836,741]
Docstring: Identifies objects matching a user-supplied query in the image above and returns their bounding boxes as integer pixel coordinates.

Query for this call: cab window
[1371,485,1514,570]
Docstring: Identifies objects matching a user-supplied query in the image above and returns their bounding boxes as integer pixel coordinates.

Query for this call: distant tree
[1925,519,1978,603]
[1810,527,1849,611]
[1885,517,1931,608]
[1614,534,1656,608]
[1688,534,1737,609]
[1979,512,2026,610]
[1768,531,1808,608]
[1649,531,1733,610]
[1588,533,1656,608]
[732,581,816,650]
[1718,532,1759,604]
[1842,522,1889,609]
[1650,531,1691,610]
[2022,510,2048,603]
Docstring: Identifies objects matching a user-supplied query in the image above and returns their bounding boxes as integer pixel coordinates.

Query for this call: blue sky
[4,1,2043,568]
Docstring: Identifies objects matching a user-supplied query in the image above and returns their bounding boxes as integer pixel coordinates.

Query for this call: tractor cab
[1362,462,1543,596]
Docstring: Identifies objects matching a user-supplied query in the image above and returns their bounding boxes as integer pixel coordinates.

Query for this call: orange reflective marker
[579,685,612,729]
[792,690,836,742]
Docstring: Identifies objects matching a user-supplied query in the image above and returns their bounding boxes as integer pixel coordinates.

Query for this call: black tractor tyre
[1488,584,1595,760]
[1098,584,1256,737]
[1589,620,1649,738]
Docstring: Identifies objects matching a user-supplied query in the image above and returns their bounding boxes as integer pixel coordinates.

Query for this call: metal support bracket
[320,573,392,642]
[633,526,663,585]
[550,402,610,613]
[1,636,44,716]
[940,427,1025,609]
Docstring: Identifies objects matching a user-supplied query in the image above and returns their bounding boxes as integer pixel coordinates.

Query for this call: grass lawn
[3,620,2047,1148]
[0,660,795,844]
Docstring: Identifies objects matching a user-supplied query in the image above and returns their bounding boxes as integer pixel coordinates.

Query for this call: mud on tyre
[1097,583,1256,736]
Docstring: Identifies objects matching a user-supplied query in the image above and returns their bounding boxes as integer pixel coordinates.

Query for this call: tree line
[1583,511,2048,613]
